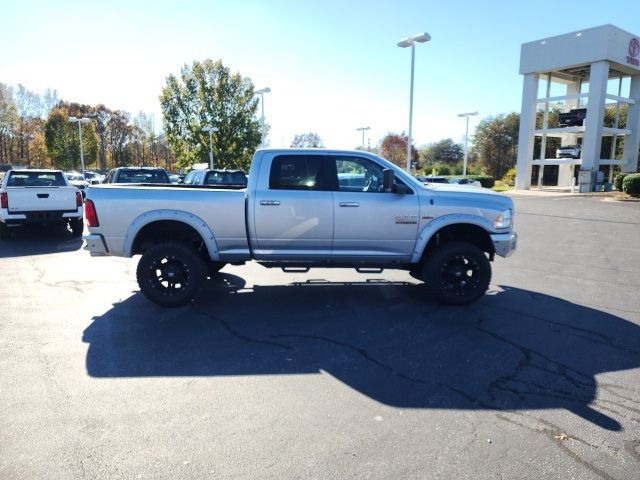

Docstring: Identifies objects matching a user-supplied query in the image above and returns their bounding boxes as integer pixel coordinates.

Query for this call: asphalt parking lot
[1,194,639,480]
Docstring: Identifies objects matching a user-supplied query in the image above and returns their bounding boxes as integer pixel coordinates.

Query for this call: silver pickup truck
[84,149,517,307]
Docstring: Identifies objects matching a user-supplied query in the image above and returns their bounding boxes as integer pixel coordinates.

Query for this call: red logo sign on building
[627,38,640,66]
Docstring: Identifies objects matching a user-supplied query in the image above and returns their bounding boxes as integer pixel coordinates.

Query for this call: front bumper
[491,232,517,258]
[83,233,109,256]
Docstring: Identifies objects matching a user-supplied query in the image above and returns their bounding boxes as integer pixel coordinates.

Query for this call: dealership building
[515,25,640,191]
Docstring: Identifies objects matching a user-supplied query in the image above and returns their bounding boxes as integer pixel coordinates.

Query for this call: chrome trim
[491,232,517,258]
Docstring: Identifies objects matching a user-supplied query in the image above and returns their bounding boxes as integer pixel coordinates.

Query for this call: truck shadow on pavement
[83,273,640,432]
[0,224,82,258]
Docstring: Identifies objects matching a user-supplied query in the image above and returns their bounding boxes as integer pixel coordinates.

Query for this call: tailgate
[7,187,78,212]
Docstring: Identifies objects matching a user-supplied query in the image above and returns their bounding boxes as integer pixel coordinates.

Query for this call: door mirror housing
[383,169,395,193]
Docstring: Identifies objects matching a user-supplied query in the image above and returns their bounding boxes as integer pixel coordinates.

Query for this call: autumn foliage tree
[44,103,98,171]
[379,132,417,170]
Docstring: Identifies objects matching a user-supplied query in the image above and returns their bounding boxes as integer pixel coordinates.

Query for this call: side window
[183,171,197,185]
[269,155,325,190]
[334,156,385,193]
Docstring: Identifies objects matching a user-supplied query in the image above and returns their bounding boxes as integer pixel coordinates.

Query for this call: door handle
[260,200,280,206]
[339,202,360,207]
[37,193,49,198]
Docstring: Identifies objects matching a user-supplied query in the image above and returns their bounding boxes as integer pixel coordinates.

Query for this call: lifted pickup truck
[1,169,84,239]
[84,149,517,307]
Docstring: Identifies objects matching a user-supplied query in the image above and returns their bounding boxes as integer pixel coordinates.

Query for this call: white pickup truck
[0,169,84,239]
[84,149,517,307]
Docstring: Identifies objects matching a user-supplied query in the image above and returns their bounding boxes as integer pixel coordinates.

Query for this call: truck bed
[87,184,250,258]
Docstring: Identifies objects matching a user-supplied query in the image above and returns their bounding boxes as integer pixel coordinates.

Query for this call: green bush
[502,168,516,186]
[614,172,628,191]
[468,175,495,188]
[622,173,640,197]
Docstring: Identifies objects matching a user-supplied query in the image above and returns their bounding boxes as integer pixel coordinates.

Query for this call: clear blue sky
[1,0,639,149]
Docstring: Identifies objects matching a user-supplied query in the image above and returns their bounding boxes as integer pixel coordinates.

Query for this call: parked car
[84,149,517,307]
[416,175,448,184]
[558,108,587,127]
[65,172,90,197]
[183,169,248,187]
[102,167,171,184]
[448,177,482,187]
[1,169,84,239]
[556,145,582,159]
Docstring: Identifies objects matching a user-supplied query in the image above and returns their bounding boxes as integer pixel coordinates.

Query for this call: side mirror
[383,169,395,193]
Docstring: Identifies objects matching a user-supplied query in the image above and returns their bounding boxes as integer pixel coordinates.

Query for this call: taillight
[0,192,7,209]
[75,191,83,207]
[85,199,99,227]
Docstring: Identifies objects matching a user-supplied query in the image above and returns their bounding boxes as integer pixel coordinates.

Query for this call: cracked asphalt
[1,194,639,479]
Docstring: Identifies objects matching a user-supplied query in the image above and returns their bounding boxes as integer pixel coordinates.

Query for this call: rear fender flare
[122,209,221,261]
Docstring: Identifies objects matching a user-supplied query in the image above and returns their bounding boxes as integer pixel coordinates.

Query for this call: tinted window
[204,171,247,186]
[117,169,169,183]
[269,155,325,190]
[8,171,66,187]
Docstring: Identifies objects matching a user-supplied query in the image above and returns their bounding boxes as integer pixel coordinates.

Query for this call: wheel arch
[411,215,496,264]
[123,210,220,261]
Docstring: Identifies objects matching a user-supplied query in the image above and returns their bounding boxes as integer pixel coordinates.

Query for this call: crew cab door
[329,155,419,262]
[251,153,334,260]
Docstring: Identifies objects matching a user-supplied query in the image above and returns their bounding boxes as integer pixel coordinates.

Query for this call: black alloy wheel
[136,242,206,307]
[423,241,491,305]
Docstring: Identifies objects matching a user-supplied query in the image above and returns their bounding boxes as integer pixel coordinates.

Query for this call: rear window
[204,171,247,186]
[117,169,169,183]
[7,171,66,187]
[269,155,324,190]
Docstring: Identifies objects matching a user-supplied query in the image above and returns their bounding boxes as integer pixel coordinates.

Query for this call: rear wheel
[69,218,84,237]
[0,222,9,240]
[423,241,491,305]
[136,242,206,307]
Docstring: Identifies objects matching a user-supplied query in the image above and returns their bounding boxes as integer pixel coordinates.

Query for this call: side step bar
[355,267,384,274]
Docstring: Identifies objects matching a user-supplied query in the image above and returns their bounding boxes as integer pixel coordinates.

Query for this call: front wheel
[136,242,206,307]
[423,241,491,305]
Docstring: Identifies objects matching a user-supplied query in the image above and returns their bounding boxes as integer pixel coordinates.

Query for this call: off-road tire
[136,242,207,307]
[423,241,491,305]
[69,218,84,237]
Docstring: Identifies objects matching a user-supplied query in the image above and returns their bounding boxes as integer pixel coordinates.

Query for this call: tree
[0,83,18,166]
[422,138,464,165]
[290,132,323,148]
[472,113,520,179]
[160,59,261,171]
[379,132,417,169]
[44,103,98,171]
[106,110,133,167]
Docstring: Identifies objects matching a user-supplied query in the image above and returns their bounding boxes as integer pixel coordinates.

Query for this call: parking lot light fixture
[356,126,370,150]
[203,126,219,169]
[255,87,271,147]
[397,32,431,173]
[68,116,92,176]
[458,111,478,177]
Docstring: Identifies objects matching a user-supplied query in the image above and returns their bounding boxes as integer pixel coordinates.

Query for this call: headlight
[493,209,512,229]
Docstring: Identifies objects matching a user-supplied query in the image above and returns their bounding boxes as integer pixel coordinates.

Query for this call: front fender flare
[122,209,221,261]
[410,214,495,264]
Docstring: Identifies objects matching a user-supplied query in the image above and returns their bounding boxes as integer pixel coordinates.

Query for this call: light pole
[255,87,271,147]
[68,116,91,176]
[458,111,478,177]
[203,126,219,169]
[356,126,370,150]
[397,32,430,173]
